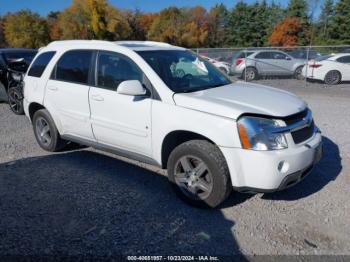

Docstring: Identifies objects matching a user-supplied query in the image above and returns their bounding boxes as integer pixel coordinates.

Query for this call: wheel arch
[28,102,46,121]
[161,130,215,169]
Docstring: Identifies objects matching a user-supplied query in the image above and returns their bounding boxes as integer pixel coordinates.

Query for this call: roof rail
[47,40,116,47]
[115,41,173,48]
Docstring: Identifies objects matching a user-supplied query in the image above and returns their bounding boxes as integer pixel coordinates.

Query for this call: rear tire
[0,82,8,102]
[242,67,258,81]
[324,70,341,85]
[33,109,67,152]
[167,140,232,208]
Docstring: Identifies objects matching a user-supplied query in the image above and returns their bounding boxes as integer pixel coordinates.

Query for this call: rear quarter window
[28,51,56,77]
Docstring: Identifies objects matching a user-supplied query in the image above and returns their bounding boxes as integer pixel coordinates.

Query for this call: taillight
[309,64,322,68]
[236,58,243,66]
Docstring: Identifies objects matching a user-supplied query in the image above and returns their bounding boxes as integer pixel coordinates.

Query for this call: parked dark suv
[0,48,37,114]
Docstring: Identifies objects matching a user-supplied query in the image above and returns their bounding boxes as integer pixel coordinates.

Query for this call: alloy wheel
[174,155,213,200]
[35,117,52,146]
[8,89,23,114]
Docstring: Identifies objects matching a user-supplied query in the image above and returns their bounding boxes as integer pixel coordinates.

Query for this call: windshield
[137,50,231,93]
[315,55,333,61]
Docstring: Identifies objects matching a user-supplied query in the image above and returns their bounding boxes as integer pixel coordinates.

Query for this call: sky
[0,0,320,16]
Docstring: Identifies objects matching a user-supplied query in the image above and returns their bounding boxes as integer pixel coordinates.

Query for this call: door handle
[47,86,58,91]
[91,94,104,101]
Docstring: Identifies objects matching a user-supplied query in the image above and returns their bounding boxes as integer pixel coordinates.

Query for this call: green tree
[328,0,350,44]
[4,10,49,48]
[207,4,229,47]
[314,0,334,44]
[227,1,276,47]
[286,0,310,45]
[287,0,309,22]
[226,2,253,46]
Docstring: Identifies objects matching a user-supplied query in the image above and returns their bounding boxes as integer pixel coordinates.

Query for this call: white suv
[23,40,323,207]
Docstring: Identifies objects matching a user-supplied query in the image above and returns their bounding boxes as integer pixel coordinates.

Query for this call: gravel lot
[0,79,349,258]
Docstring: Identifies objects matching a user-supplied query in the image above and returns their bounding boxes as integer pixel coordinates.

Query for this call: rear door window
[28,51,56,77]
[255,52,272,59]
[52,50,93,85]
[271,52,288,60]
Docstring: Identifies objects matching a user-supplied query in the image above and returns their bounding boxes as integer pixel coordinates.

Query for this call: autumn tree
[104,6,131,40]
[0,16,6,47]
[139,13,158,38]
[89,0,108,39]
[268,17,301,47]
[181,6,209,47]
[4,10,49,48]
[58,0,91,39]
[47,11,62,41]
[147,7,185,45]
[58,0,131,40]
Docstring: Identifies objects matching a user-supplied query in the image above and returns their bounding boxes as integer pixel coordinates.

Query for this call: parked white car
[23,40,322,207]
[302,53,350,85]
[200,55,230,75]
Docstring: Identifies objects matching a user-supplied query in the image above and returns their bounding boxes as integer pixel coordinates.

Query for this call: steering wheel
[182,74,194,80]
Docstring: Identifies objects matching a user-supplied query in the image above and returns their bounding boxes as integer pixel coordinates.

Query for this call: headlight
[11,72,22,82]
[237,116,288,150]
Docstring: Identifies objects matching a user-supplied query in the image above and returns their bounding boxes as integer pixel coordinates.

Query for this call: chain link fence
[195,46,350,89]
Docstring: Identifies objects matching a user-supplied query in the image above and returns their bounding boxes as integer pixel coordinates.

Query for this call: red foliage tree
[268,17,302,46]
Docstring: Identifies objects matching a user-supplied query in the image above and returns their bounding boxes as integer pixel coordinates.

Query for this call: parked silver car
[230,50,306,81]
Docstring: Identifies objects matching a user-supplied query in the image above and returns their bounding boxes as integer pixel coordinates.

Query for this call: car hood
[173,81,307,119]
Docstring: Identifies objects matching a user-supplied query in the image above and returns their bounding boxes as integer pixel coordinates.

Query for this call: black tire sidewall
[8,87,24,115]
[244,67,257,81]
[33,109,62,152]
[167,141,231,208]
[294,66,303,80]
[325,71,341,85]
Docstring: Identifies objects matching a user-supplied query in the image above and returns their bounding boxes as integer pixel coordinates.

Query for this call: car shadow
[0,150,246,258]
[262,136,342,201]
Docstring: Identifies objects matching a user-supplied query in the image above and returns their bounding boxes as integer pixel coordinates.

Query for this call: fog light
[278,161,289,173]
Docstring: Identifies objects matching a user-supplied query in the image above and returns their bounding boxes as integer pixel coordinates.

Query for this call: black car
[0,48,37,114]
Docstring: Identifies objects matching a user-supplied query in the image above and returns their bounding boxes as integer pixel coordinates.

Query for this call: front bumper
[220,132,323,192]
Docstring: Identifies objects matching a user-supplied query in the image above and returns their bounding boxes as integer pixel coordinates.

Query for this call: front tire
[294,66,304,80]
[33,109,67,152]
[8,87,24,115]
[167,140,232,208]
[324,70,341,85]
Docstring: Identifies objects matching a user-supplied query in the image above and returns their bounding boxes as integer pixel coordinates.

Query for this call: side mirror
[286,56,292,60]
[117,80,147,96]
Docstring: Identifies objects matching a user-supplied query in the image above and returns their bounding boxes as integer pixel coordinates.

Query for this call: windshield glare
[137,50,231,93]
